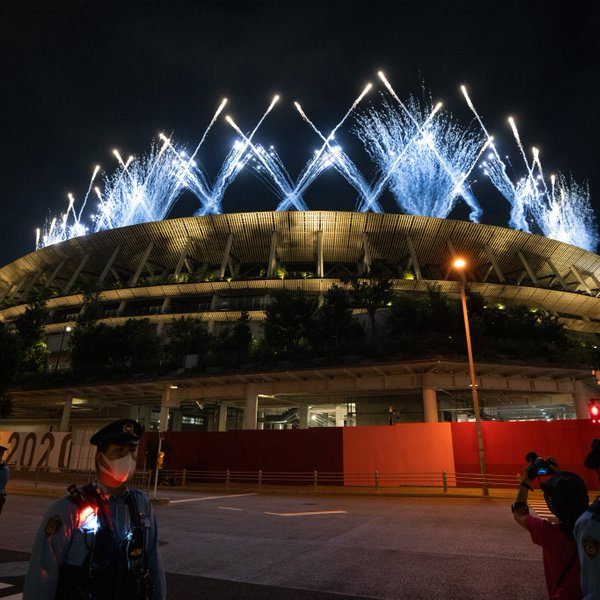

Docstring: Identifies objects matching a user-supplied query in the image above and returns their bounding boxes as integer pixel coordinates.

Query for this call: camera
[525,452,557,479]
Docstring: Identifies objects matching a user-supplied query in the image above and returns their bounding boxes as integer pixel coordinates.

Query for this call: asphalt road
[0,490,548,599]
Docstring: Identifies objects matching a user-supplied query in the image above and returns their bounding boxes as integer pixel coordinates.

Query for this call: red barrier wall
[451,420,600,490]
[139,420,600,491]
[141,427,343,473]
[342,423,456,486]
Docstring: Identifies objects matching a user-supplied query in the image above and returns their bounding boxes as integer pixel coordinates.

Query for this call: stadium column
[421,374,438,423]
[573,380,591,420]
[171,410,182,432]
[218,402,228,432]
[60,397,73,432]
[299,404,310,429]
[160,385,181,431]
[244,386,259,430]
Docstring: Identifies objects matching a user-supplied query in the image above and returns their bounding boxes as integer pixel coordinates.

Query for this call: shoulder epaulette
[588,497,600,516]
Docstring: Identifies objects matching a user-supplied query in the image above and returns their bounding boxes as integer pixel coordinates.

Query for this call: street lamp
[54,325,72,374]
[453,258,489,496]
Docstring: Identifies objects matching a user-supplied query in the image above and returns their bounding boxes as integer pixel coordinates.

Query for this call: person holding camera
[575,439,600,599]
[513,454,589,599]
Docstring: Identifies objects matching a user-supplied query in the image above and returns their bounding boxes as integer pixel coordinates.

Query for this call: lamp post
[453,258,489,496]
[54,325,72,374]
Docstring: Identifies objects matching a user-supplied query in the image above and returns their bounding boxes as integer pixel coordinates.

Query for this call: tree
[14,297,49,374]
[262,292,318,357]
[0,322,22,395]
[386,293,427,337]
[70,322,115,375]
[344,263,394,344]
[120,319,163,371]
[313,284,363,351]
[214,312,253,364]
[165,317,213,368]
[77,290,104,326]
[423,284,460,334]
[70,318,162,375]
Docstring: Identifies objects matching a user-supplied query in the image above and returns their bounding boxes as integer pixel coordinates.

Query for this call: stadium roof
[1,211,600,331]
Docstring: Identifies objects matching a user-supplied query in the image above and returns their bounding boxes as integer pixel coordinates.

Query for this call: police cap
[584,439,600,470]
[90,419,144,446]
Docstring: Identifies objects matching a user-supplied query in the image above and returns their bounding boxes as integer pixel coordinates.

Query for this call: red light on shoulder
[78,505,99,533]
[78,505,95,525]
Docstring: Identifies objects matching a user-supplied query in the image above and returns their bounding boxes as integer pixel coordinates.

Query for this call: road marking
[528,501,556,520]
[2,594,22,600]
[0,583,15,589]
[217,506,243,511]
[169,493,258,505]
[265,510,348,517]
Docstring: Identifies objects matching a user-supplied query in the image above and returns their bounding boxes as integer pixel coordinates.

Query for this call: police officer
[23,419,166,599]
[0,443,9,516]
[575,439,600,599]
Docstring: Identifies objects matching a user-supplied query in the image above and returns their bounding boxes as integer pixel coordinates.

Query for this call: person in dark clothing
[0,444,8,516]
[513,466,589,599]
[23,419,165,600]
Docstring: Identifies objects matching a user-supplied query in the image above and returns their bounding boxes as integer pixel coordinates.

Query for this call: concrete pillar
[422,375,438,423]
[258,411,265,430]
[573,380,591,420]
[218,403,229,432]
[299,404,310,429]
[60,397,73,432]
[172,410,183,432]
[159,387,171,431]
[244,388,258,430]
[335,405,345,427]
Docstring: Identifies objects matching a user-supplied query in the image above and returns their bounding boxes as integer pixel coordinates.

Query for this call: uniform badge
[123,423,134,433]
[583,536,600,558]
[45,515,63,537]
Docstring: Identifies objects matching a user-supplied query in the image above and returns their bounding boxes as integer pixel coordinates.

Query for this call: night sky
[1,0,599,266]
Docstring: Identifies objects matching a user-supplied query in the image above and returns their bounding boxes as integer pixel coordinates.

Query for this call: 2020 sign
[0,431,72,469]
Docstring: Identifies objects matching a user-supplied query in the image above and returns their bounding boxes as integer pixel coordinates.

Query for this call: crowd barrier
[8,466,520,494]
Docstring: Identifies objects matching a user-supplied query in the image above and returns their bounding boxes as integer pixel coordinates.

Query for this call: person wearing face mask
[23,419,165,600]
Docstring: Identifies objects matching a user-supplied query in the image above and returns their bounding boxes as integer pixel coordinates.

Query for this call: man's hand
[513,468,534,530]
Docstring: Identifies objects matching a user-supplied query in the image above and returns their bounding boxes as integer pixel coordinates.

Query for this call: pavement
[0,489,550,599]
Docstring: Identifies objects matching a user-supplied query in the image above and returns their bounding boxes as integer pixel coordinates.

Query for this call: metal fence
[155,469,519,492]
[7,466,520,494]
[8,466,153,491]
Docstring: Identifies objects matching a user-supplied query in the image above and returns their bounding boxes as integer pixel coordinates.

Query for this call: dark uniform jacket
[23,481,165,599]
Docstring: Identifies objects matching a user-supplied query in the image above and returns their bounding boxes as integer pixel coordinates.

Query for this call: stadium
[1,210,599,436]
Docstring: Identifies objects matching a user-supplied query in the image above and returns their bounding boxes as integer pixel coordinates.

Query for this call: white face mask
[98,453,137,483]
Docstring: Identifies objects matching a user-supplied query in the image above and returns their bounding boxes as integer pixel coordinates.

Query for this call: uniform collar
[94,479,130,500]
